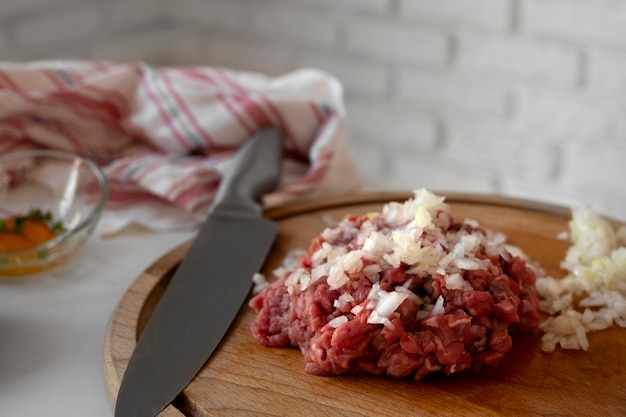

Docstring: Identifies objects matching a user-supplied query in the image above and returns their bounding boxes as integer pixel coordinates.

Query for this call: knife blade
[114,128,283,417]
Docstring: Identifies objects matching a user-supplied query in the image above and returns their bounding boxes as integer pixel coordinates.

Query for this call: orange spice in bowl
[0,150,109,278]
[0,209,65,253]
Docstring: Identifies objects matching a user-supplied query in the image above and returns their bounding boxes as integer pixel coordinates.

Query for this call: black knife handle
[211,128,283,217]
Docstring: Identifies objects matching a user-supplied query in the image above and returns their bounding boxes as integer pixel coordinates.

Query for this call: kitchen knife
[114,128,283,417]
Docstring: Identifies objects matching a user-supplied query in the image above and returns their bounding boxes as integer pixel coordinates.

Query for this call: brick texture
[445,121,561,181]
[561,144,626,189]
[90,29,171,64]
[204,36,298,76]
[384,153,497,194]
[457,32,580,88]
[587,48,626,93]
[0,28,8,56]
[165,0,245,31]
[345,100,440,151]
[0,0,75,18]
[398,0,513,31]
[345,20,449,67]
[246,7,338,50]
[110,0,163,29]
[15,4,106,49]
[290,0,391,15]
[296,54,390,98]
[396,69,509,117]
[521,0,626,45]
[513,87,626,145]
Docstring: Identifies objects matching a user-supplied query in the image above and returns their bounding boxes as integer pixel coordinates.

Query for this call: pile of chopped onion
[536,208,626,352]
[274,189,519,330]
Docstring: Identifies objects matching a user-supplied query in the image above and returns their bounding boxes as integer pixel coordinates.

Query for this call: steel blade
[115,215,277,417]
[115,129,283,417]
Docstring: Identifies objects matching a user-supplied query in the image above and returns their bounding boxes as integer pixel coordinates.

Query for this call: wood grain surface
[102,191,626,417]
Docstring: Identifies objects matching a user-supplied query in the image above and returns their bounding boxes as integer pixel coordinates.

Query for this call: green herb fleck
[51,221,64,234]
[0,208,66,236]
[14,217,25,234]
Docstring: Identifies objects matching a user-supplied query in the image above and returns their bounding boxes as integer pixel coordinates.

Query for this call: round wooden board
[103,191,626,417]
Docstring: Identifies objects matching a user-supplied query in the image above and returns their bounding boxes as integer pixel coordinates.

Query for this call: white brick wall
[587,48,626,93]
[521,0,626,45]
[89,29,171,64]
[398,0,512,32]
[0,29,8,56]
[165,0,244,32]
[247,7,339,50]
[0,0,166,61]
[2,0,626,222]
[109,0,163,29]
[513,87,626,144]
[396,69,510,117]
[291,0,390,15]
[346,101,439,151]
[298,54,389,98]
[14,4,107,50]
[0,0,75,18]
[345,21,449,67]
[457,32,581,88]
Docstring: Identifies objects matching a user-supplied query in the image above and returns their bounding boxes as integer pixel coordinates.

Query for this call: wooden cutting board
[103,191,626,417]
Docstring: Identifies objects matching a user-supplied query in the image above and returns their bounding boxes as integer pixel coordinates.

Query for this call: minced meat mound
[249,189,540,379]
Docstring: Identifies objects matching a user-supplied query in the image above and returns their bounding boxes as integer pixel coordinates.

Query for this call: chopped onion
[311,264,329,283]
[453,257,484,271]
[463,218,480,228]
[363,231,393,254]
[362,264,382,283]
[366,285,409,320]
[444,273,471,291]
[327,264,349,289]
[536,207,626,352]
[252,273,268,294]
[351,305,364,315]
[395,285,423,305]
[328,315,349,328]
[413,205,432,228]
[431,295,445,316]
[334,293,355,308]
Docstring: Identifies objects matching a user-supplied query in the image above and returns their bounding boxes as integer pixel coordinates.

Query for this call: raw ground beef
[249,190,540,379]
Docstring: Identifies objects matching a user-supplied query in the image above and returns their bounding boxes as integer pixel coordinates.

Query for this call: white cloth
[0,61,363,234]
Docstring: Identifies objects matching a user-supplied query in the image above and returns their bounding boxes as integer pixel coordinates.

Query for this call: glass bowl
[0,150,109,277]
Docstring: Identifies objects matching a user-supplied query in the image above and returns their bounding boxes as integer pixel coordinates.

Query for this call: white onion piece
[342,251,364,274]
[413,205,432,228]
[363,231,394,254]
[311,264,329,283]
[453,257,484,270]
[327,315,349,328]
[372,291,409,319]
[395,285,423,305]
[431,295,445,316]
[444,273,471,291]
[463,218,480,228]
[351,305,364,315]
[252,273,268,294]
[334,293,355,308]
[439,251,455,268]
[363,264,382,283]
[327,264,350,289]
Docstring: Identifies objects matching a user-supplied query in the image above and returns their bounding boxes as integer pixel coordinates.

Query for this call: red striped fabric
[0,61,356,232]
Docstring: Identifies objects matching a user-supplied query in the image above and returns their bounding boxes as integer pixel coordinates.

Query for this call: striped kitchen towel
[0,61,362,234]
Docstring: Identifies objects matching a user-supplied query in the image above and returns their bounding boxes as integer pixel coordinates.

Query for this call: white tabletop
[0,228,196,417]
